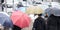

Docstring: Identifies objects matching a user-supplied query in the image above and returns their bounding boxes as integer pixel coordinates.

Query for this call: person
[0,0,4,4]
[57,16,60,30]
[45,7,60,30]
[32,14,46,30]
[45,13,48,18]
[44,13,49,30]
[1,0,4,11]
[47,14,57,30]
[17,2,23,8]
[12,25,21,30]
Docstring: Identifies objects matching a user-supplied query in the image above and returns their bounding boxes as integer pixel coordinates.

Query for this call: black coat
[33,17,46,30]
[12,25,21,30]
[47,15,60,30]
[57,16,60,30]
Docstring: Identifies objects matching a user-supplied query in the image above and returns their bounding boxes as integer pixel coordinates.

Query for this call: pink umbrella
[11,10,31,28]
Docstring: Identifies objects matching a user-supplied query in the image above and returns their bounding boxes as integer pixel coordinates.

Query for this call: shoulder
[35,17,44,22]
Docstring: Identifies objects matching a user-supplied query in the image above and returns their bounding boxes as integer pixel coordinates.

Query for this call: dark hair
[34,14,37,16]
[45,13,48,18]
[38,14,42,16]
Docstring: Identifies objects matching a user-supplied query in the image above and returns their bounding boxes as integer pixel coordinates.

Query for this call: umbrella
[11,10,31,28]
[16,7,26,13]
[0,12,13,28]
[19,7,26,13]
[45,7,60,16]
[45,7,52,16]
[34,6,44,14]
[26,6,44,14]
[26,6,35,14]
[0,12,10,17]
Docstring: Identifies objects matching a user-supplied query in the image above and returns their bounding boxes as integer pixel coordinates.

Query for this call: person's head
[38,14,42,17]
[34,14,37,16]
[34,14,42,17]
[45,13,48,18]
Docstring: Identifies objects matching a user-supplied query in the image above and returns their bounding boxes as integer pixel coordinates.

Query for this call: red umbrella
[11,10,31,28]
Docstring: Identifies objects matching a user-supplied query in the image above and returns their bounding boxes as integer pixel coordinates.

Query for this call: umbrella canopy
[26,6,35,14]
[16,7,26,13]
[0,12,13,28]
[45,7,51,16]
[11,10,31,28]
[26,6,44,14]
[45,7,60,16]
[0,12,10,17]
[34,6,44,14]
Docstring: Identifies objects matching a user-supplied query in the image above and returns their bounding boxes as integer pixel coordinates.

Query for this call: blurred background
[1,0,60,15]
[0,0,60,30]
